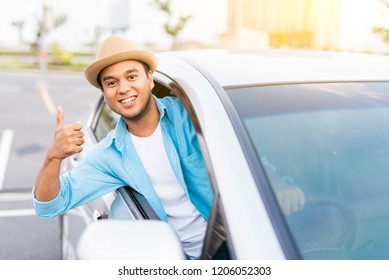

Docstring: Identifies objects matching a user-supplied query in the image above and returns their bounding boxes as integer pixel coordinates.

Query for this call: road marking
[0,192,36,217]
[37,79,56,115]
[0,208,36,217]
[0,192,31,202]
[0,129,13,190]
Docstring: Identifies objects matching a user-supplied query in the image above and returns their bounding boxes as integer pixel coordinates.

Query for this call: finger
[289,190,299,213]
[70,145,83,154]
[56,106,64,127]
[73,137,85,146]
[73,130,85,138]
[275,192,284,213]
[288,187,305,212]
[75,145,83,153]
[276,192,289,215]
[296,188,305,210]
[65,128,84,140]
[69,123,83,132]
[283,192,291,215]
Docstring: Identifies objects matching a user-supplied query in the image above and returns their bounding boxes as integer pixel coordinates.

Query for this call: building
[219,0,388,53]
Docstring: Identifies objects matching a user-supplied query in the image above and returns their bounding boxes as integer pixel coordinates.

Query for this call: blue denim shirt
[33,96,213,222]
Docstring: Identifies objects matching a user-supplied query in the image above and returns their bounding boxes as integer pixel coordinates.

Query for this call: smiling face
[99,60,156,127]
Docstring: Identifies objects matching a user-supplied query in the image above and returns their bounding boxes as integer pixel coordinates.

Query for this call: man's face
[99,60,155,122]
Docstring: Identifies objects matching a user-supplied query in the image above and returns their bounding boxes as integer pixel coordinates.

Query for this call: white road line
[0,129,13,190]
[0,192,32,202]
[0,208,36,217]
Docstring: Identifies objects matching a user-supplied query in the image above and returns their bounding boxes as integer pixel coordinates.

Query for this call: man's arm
[34,106,85,201]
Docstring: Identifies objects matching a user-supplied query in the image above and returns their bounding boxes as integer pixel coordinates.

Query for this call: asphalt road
[0,69,99,259]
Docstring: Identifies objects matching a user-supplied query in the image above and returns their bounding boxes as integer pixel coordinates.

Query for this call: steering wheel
[286,196,358,258]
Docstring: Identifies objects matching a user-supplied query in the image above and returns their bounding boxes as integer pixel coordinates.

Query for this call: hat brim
[84,50,158,88]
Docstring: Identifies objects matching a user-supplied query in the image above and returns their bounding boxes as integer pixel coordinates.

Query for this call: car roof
[159,49,389,87]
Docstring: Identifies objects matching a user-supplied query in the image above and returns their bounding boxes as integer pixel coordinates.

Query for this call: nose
[118,79,131,94]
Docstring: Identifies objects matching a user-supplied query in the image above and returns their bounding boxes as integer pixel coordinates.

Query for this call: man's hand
[265,166,305,215]
[276,186,305,215]
[47,106,85,161]
[34,106,85,202]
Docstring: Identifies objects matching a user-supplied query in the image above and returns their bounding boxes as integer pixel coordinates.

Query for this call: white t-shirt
[130,123,207,259]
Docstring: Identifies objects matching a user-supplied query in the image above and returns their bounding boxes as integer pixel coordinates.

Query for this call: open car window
[89,72,227,259]
[153,72,232,260]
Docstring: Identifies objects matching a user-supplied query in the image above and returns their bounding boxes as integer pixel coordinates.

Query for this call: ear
[101,89,107,102]
[148,71,155,90]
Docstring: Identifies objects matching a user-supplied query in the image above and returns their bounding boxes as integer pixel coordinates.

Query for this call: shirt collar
[104,95,171,151]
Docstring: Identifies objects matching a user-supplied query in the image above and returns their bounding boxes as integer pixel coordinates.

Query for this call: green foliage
[32,9,68,52]
[372,0,389,43]
[163,15,192,38]
[372,26,389,42]
[54,15,67,29]
[50,43,73,66]
[153,0,193,47]
[11,20,25,44]
[11,20,24,29]
[155,0,172,15]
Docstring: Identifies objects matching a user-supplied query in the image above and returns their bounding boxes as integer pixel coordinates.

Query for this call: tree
[153,0,192,49]
[31,6,68,52]
[372,0,389,42]
[11,20,25,46]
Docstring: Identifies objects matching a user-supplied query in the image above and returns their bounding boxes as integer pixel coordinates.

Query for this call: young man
[33,36,213,259]
[33,35,304,260]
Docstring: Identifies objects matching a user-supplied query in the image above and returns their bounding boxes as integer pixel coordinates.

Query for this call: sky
[0,0,388,53]
[0,0,228,51]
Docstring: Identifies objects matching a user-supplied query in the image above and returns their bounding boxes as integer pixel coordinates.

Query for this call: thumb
[56,106,64,127]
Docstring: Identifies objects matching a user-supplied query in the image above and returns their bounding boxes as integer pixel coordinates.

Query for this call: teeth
[121,96,136,103]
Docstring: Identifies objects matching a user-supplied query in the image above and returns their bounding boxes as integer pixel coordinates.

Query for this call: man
[33,35,304,260]
[33,35,213,259]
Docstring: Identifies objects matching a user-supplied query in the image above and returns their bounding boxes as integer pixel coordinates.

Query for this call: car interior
[236,82,389,259]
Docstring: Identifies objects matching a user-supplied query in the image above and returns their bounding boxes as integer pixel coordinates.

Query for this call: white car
[60,49,389,260]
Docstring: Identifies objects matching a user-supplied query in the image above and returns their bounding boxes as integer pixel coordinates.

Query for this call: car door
[59,97,154,259]
[60,74,178,259]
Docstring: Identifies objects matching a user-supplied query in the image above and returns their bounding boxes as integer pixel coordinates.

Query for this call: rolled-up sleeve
[33,143,126,218]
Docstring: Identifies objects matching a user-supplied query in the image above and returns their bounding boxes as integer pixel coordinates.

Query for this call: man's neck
[126,108,160,137]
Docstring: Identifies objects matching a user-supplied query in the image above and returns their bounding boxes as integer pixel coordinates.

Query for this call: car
[60,49,389,260]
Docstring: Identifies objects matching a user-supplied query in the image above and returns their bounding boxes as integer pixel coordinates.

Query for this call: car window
[93,102,120,142]
[201,194,231,259]
[116,187,160,220]
[161,76,231,260]
[228,82,389,259]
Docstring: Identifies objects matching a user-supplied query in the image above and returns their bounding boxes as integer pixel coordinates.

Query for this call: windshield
[228,82,389,259]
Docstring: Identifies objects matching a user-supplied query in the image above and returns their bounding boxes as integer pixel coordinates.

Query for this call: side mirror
[76,220,186,260]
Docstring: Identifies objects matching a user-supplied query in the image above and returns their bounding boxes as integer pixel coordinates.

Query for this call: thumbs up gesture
[47,106,85,161]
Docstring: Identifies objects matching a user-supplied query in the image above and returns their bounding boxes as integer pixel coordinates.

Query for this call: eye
[128,74,137,80]
[106,80,117,87]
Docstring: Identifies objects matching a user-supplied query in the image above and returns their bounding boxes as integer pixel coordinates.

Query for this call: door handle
[93,210,109,222]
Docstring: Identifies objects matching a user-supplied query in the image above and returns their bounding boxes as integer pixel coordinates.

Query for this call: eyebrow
[101,68,140,82]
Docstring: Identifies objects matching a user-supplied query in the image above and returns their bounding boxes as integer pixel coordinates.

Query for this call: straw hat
[84,36,158,88]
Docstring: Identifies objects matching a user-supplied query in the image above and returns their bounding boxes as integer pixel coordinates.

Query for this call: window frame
[152,71,232,260]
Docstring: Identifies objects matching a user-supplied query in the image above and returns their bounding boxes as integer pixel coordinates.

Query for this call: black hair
[97,60,151,89]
